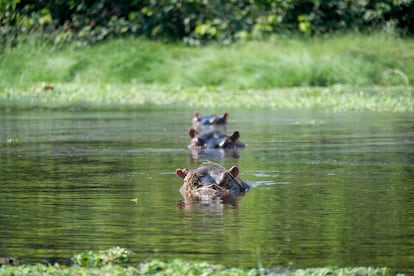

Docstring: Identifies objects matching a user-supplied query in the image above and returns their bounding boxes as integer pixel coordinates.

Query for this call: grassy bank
[0,33,413,111]
[0,248,395,275]
[0,261,393,276]
[1,84,411,112]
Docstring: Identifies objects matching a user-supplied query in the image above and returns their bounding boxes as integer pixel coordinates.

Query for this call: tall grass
[1,33,413,90]
[0,33,412,111]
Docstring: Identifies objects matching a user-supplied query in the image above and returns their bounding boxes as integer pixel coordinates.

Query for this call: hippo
[176,163,250,203]
[193,112,228,126]
[188,128,245,149]
[192,112,228,133]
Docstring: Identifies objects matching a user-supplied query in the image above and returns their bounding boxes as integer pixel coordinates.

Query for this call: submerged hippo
[176,163,250,203]
[188,128,245,149]
[192,112,228,133]
[193,112,228,126]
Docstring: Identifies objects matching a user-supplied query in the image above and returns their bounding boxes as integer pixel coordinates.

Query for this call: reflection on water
[189,147,242,161]
[0,108,414,274]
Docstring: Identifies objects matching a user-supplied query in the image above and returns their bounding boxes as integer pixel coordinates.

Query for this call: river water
[0,108,413,273]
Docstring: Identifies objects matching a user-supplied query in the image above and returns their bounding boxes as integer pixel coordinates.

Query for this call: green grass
[1,84,411,112]
[0,33,413,111]
[0,248,397,275]
[0,261,394,276]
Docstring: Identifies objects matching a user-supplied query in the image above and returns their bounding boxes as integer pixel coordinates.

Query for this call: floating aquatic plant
[71,247,132,267]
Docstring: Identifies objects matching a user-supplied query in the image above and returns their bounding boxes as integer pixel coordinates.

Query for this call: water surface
[1,108,413,273]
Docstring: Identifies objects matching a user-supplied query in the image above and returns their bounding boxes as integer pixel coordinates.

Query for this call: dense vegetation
[1,0,413,47]
[0,2,413,111]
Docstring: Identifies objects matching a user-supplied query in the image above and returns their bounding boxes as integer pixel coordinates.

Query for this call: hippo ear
[228,166,239,177]
[176,169,188,179]
[230,131,240,142]
[193,112,200,121]
[188,128,198,138]
[222,112,228,121]
[210,117,218,124]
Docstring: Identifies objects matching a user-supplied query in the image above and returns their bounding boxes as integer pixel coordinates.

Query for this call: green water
[0,108,413,274]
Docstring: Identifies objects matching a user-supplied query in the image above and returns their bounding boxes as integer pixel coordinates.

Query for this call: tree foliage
[1,0,413,46]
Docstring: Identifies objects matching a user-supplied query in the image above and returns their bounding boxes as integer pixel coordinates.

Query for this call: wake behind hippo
[176,163,250,203]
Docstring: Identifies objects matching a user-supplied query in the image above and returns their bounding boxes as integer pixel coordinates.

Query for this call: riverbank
[0,33,413,112]
[1,84,412,112]
[0,247,394,275]
[0,261,392,275]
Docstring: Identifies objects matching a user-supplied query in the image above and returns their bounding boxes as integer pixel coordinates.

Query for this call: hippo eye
[194,176,203,188]
[188,174,202,189]
[221,173,233,188]
[196,138,205,146]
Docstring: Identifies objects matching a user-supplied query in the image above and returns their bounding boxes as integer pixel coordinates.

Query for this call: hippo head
[176,164,249,202]
[193,112,228,125]
[188,128,244,149]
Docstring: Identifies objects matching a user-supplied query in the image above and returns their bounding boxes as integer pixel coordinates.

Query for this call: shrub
[0,0,413,47]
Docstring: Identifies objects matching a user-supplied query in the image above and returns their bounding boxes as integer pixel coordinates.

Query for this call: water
[1,108,413,273]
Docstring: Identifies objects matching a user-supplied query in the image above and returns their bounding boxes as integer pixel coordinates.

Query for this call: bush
[0,0,413,47]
